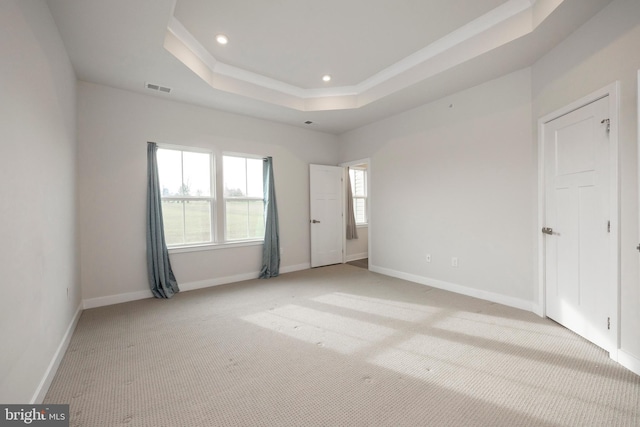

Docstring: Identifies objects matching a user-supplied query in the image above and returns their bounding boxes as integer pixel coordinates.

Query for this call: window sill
[168,240,263,254]
[356,224,368,228]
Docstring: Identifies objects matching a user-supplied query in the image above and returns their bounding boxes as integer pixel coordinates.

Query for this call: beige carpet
[45,264,639,426]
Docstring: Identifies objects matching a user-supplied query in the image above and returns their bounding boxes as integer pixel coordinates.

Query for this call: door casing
[340,158,371,267]
[537,82,620,357]
[310,164,344,268]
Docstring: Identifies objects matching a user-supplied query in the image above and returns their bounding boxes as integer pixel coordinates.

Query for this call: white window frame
[157,144,216,248]
[222,153,265,242]
[349,166,368,226]
[157,145,269,252]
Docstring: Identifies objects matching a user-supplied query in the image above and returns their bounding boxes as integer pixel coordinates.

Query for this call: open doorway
[341,159,370,268]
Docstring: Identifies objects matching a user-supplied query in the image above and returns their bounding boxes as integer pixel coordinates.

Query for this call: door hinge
[601,118,610,132]
[607,220,610,233]
[607,317,610,330]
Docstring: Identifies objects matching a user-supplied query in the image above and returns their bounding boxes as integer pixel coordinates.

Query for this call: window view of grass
[226,200,264,240]
[162,200,265,245]
[223,155,265,241]
[157,149,266,246]
[162,200,211,246]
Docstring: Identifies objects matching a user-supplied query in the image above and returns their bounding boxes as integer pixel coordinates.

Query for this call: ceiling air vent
[145,82,172,94]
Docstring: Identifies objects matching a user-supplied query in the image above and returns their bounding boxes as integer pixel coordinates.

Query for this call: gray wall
[340,69,535,309]
[532,0,640,368]
[0,1,80,403]
[77,82,339,304]
[346,226,368,261]
[339,0,640,372]
[4,0,640,404]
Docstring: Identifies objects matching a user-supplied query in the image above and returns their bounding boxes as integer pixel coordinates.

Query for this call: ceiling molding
[165,0,562,112]
[354,0,534,94]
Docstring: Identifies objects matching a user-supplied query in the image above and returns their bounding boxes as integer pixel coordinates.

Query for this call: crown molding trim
[164,0,560,111]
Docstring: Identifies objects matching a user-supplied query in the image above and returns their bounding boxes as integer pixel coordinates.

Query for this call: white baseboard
[280,263,311,274]
[32,263,639,405]
[346,253,368,262]
[616,349,640,377]
[83,263,312,309]
[31,303,83,404]
[180,271,260,292]
[181,263,311,291]
[369,264,535,313]
[369,265,640,378]
[83,289,153,309]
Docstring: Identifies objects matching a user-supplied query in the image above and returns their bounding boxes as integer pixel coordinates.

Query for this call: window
[157,147,214,246]
[157,147,266,248]
[349,167,367,225]
[223,155,265,241]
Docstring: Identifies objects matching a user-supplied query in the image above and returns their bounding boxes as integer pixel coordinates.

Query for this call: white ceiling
[47,0,613,134]
[173,0,507,89]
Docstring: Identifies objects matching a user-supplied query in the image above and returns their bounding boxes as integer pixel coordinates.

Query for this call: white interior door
[310,164,343,268]
[543,96,612,351]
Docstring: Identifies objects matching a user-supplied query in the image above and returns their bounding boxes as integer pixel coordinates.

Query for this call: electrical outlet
[425,254,431,263]
[451,257,458,267]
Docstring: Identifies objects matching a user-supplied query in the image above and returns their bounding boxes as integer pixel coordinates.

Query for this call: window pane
[184,200,212,243]
[159,147,215,246]
[157,149,183,196]
[247,200,265,239]
[349,169,355,192]
[162,200,185,245]
[246,158,263,197]
[223,156,247,197]
[183,151,211,197]
[162,200,212,245]
[225,200,265,240]
[350,169,366,197]
[226,200,248,240]
[355,198,366,224]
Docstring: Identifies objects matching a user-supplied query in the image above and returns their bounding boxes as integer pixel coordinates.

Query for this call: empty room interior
[2,0,640,425]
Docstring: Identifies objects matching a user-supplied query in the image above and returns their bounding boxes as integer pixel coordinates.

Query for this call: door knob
[542,227,553,235]
[311,219,321,224]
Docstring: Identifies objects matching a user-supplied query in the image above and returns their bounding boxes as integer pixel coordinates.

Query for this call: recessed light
[322,74,331,82]
[216,34,228,45]
[304,121,313,125]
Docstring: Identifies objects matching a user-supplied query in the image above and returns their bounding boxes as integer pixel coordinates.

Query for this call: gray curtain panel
[346,167,359,240]
[146,142,179,298]
[260,157,280,278]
